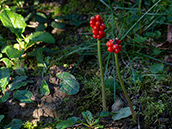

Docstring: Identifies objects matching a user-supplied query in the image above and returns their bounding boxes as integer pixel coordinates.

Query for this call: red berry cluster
[90,15,106,39]
[106,38,122,54]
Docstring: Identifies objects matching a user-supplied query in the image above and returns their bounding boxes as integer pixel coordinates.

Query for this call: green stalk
[97,39,106,111]
[114,54,136,122]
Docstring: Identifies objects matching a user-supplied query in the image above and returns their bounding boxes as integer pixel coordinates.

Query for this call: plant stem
[114,54,136,122]
[97,39,106,111]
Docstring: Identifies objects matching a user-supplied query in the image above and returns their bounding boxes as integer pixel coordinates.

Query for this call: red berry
[92,29,99,35]
[119,45,122,50]
[107,47,113,53]
[102,32,106,38]
[112,44,119,50]
[90,24,94,28]
[90,20,95,25]
[95,21,101,27]
[99,30,104,35]
[100,23,105,30]
[95,15,101,21]
[100,17,104,23]
[97,35,102,39]
[93,34,97,39]
[109,39,114,43]
[114,48,120,54]
[106,41,113,47]
[93,26,99,31]
[115,38,121,44]
[90,16,95,20]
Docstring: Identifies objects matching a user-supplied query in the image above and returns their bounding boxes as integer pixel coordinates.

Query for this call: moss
[134,74,172,127]
[57,75,113,120]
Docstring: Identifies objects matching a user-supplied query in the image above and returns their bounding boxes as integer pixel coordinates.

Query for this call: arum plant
[90,15,107,110]
[106,38,136,122]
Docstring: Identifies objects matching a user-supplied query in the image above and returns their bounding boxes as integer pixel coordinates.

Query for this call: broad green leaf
[35,12,47,23]
[40,79,50,96]
[134,36,147,43]
[5,119,22,129]
[14,90,34,103]
[98,111,110,119]
[9,76,28,91]
[0,67,10,94]
[82,110,93,124]
[36,23,47,31]
[0,10,26,36]
[0,58,12,67]
[0,92,9,103]
[0,115,4,123]
[150,63,164,74]
[112,106,136,121]
[56,72,80,95]
[5,46,24,59]
[56,117,81,129]
[0,53,2,58]
[25,31,55,49]
[51,21,66,29]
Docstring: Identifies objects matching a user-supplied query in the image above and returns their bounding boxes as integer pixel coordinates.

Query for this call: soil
[4,66,67,123]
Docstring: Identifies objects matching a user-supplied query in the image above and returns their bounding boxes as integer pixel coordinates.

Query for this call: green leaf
[35,12,47,23]
[0,91,9,103]
[152,48,162,55]
[51,21,66,29]
[5,46,24,59]
[150,63,164,74]
[5,119,22,129]
[0,67,10,94]
[98,111,110,119]
[25,31,55,49]
[56,117,81,129]
[82,110,93,124]
[112,106,136,121]
[14,90,34,103]
[0,115,4,123]
[0,10,26,36]
[40,80,50,96]
[9,76,28,91]
[56,72,80,95]
[134,36,147,43]
[144,31,161,39]
[0,35,7,46]
[0,53,2,58]
[0,58,12,67]
[36,23,47,31]
[105,78,121,92]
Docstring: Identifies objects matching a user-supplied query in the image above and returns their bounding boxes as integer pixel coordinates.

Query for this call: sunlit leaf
[5,46,24,59]
[40,79,50,96]
[0,58,12,67]
[0,10,26,36]
[56,72,80,95]
[14,90,34,103]
[0,67,10,94]
[56,117,81,129]
[9,76,28,91]
[5,119,22,129]
[25,31,55,49]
